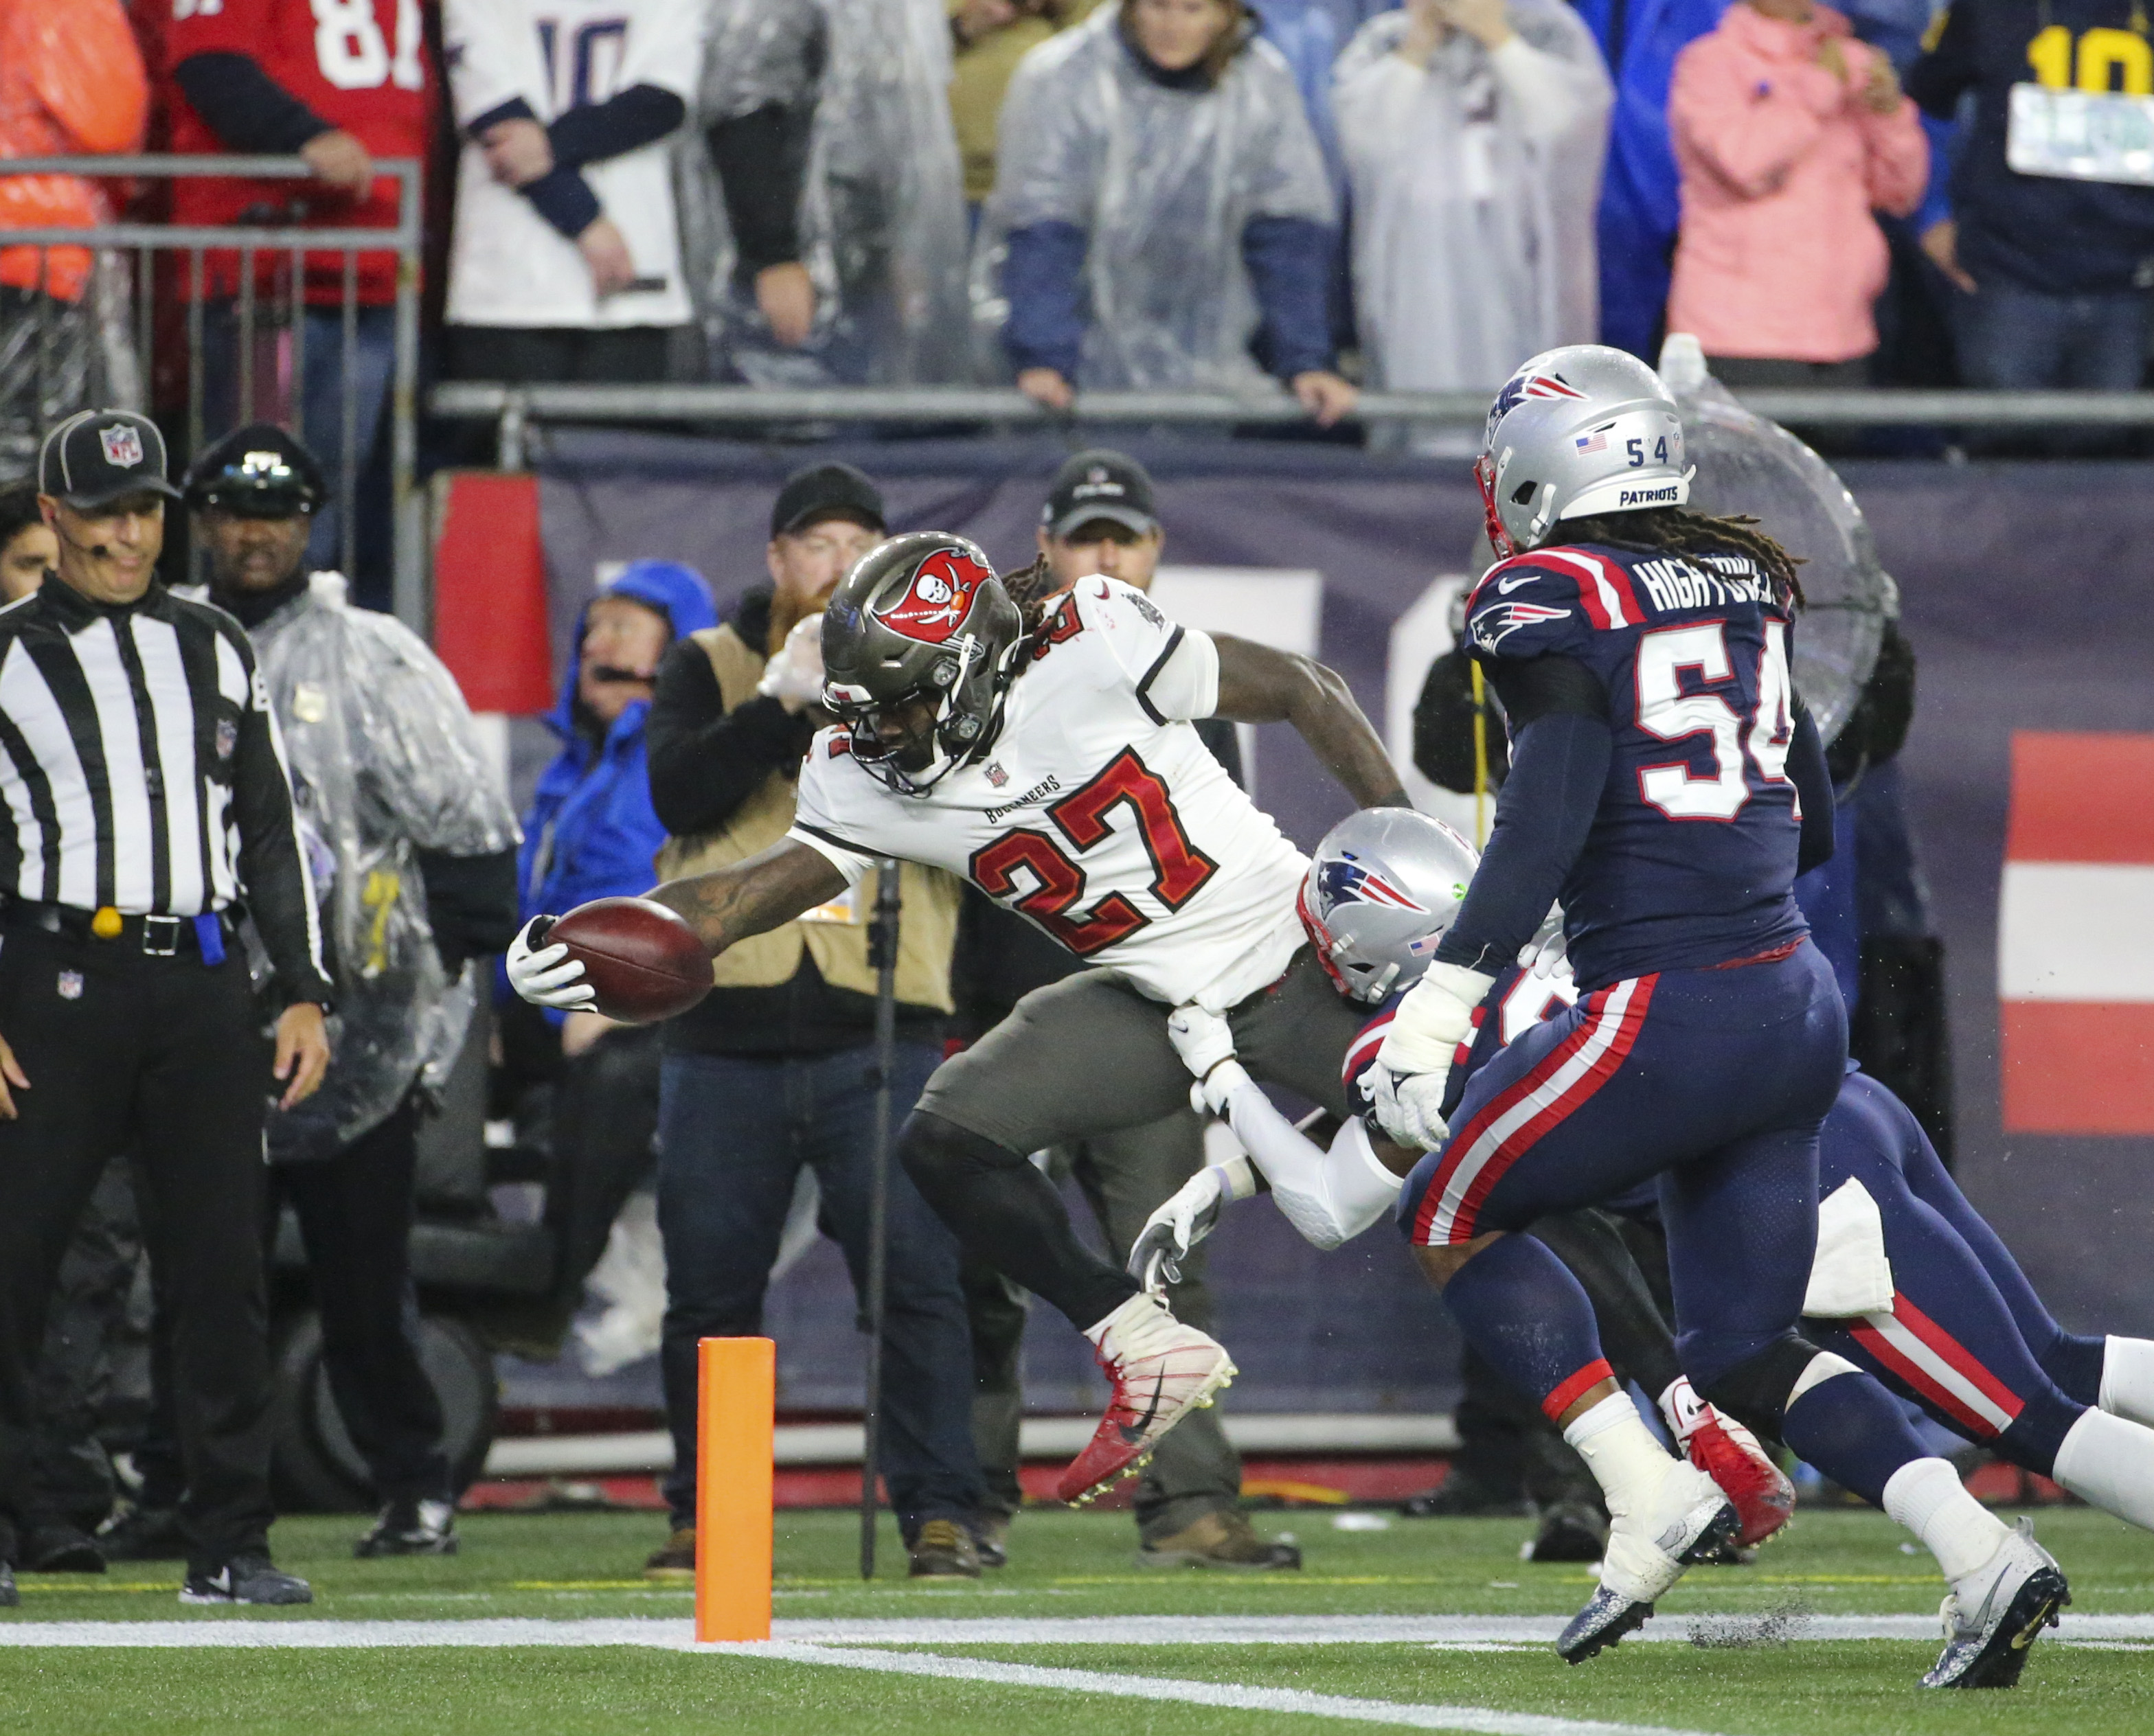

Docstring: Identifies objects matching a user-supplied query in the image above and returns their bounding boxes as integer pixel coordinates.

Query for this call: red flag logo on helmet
[878,548,990,645]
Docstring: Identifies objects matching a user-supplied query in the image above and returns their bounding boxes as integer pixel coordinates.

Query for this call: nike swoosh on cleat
[1118,1374,1168,1446]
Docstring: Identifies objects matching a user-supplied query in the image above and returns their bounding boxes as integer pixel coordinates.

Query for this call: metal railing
[431,379,2154,466]
[1,155,424,630]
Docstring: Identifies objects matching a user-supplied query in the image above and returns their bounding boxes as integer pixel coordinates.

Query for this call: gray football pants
[933,947,1364,1542]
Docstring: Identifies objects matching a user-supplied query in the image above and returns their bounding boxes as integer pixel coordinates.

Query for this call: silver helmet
[1477,345,1692,557]
[1298,809,1481,1004]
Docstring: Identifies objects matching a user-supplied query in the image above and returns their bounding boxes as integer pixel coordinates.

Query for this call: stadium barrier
[0,153,425,628]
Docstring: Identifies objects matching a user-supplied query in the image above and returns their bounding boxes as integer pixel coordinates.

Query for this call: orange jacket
[1667,3,1927,363]
[0,0,149,303]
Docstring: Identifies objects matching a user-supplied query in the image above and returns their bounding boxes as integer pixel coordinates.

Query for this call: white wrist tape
[1211,1155,1259,1202]
[1377,961,1496,1073]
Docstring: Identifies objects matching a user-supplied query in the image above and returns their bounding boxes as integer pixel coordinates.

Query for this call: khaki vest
[654,624,957,1011]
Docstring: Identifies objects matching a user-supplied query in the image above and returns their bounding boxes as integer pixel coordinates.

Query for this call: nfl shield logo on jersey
[56,970,83,1001]
[985,762,1009,788]
[100,422,145,468]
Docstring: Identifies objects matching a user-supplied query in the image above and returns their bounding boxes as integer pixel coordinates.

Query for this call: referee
[0,411,332,1609]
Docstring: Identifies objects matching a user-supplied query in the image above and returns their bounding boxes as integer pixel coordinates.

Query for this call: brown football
[547,896,712,1025]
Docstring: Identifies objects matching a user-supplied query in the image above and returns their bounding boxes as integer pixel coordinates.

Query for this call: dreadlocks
[1559,507,1806,613]
[1000,551,1062,636]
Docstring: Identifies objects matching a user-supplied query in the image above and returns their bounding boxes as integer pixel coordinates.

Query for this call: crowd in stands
[8,0,2154,469]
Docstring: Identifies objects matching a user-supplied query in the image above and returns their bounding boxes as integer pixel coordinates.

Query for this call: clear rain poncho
[246,574,519,1161]
[1333,1,1610,399]
[973,6,1336,392]
[677,0,972,385]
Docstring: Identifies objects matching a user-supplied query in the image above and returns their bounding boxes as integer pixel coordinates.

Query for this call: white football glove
[1520,906,1571,981]
[506,915,597,1012]
[1127,1156,1258,1292]
[756,613,826,711]
[1368,959,1497,1149]
[1167,1003,1251,1117]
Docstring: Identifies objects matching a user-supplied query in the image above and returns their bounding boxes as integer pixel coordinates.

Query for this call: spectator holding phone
[1666,0,1928,383]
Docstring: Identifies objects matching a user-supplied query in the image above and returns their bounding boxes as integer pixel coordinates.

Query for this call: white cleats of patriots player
[1923,1518,2070,1689]
[1058,1292,1235,1504]
[1556,1457,1739,1663]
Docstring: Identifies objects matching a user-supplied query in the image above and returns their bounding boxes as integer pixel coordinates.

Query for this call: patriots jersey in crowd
[789,575,1308,1009]
[1464,539,1810,989]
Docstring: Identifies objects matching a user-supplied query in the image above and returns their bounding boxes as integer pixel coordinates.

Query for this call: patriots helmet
[821,532,1025,795]
[1477,345,1692,558]
[1297,808,1481,1004]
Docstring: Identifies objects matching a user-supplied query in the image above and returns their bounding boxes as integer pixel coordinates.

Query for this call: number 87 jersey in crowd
[789,570,1311,1011]
[1463,534,1809,991]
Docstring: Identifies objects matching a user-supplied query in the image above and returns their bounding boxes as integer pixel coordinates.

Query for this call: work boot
[907,1518,982,1579]
[644,1527,696,1581]
[972,1513,1011,1569]
[1137,1508,1300,1571]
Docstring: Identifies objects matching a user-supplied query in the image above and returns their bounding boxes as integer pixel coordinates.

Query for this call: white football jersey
[444,0,707,328]
[789,578,1309,1008]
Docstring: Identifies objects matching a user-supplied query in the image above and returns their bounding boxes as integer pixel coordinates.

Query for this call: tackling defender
[511,533,1406,1499]
[1146,806,2154,1552]
[1357,345,2067,1687]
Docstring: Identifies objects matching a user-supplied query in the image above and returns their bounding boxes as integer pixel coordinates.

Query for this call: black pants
[0,929,273,1572]
[274,1099,449,1505]
[444,326,672,385]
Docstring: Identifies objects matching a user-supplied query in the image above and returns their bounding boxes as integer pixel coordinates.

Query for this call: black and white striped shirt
[0,574,332,1003]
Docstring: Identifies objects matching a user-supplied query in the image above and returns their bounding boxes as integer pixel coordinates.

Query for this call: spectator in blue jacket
[1908,0,2154,391]
[497,558,717,1332]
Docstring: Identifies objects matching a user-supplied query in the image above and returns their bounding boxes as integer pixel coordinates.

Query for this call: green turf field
[5,1504,2153,1734]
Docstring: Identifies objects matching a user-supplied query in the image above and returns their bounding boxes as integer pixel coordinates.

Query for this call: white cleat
[1058,1292,1235,1504]
[1923,1518,2070,1689]
[1557,1459,1738,1663]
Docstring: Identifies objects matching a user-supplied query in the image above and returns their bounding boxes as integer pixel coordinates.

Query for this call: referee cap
[183,423,328,517]
[39,410,183,511]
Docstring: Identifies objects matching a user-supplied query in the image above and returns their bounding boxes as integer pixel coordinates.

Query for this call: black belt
[2,902,235,958]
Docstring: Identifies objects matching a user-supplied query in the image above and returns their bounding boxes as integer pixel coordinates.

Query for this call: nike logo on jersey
[1497,575,1534,593]
[1118,1373,1168,1444]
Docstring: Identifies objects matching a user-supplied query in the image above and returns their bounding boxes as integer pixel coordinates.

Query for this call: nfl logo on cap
[100,422,144,468]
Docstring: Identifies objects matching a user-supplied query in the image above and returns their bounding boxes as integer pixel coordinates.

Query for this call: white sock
[1084,1290,1167,1348]
[1563,1391,1677,1518]
[1882,1457,2009,1585]
[2100,1336,2154,1428]
[2054,1407,2154,1531]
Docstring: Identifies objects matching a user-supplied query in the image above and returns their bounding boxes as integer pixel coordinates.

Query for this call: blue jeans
[200,303,397,597]
[656,1044,982,1536]
[1952,279,2153,390]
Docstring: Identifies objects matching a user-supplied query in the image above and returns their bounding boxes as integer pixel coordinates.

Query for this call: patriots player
[1144,808,2154,1556]
[1359,345,2067,1687]
[510,532,1408,1502]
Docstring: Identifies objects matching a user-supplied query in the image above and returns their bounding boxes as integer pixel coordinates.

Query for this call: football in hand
[545,896,711,1025]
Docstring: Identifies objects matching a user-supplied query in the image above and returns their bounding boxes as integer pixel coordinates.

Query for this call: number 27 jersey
[787,576,1308,1008]
[1464,540,1810,988]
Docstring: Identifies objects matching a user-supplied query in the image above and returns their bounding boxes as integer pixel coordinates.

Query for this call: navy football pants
[1402,941,1845,1391]
[1803,1070,2087,1476]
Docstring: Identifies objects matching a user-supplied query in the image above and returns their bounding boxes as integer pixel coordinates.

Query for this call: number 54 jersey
[789,576,1309,1009]
[1464,540,1811,990]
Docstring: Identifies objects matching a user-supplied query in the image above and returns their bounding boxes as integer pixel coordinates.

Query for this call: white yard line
[753,1641,1722,1736]
[7,1611,2154,1647]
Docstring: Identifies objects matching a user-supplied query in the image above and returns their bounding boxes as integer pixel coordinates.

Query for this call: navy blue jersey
[1463,540,1811,989]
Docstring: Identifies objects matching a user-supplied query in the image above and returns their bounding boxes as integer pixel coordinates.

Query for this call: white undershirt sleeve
[1222,1080,1404,1250]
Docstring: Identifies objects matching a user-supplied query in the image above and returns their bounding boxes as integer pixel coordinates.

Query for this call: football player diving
[510,532,1410,1501]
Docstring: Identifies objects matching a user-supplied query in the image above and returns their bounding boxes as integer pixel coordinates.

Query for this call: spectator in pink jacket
[1665,0,1927,385]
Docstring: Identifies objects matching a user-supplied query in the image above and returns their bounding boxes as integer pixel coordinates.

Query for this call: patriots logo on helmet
[1314,852,1429,915]
[878,549,990,646]
[1486,368,1586,442]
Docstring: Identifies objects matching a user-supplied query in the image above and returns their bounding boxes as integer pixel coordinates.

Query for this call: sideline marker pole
[694,1335,775,1643]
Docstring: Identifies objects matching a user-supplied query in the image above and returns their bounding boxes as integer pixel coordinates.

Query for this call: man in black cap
[0,411,332,1608]
[639,462,988,1582]
[157,424,519,1560]
[951,448,1293,1573]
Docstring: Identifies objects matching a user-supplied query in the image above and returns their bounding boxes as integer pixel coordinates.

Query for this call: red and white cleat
[1684,1408,1795,1548]
[1056,1293,1236,1504]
